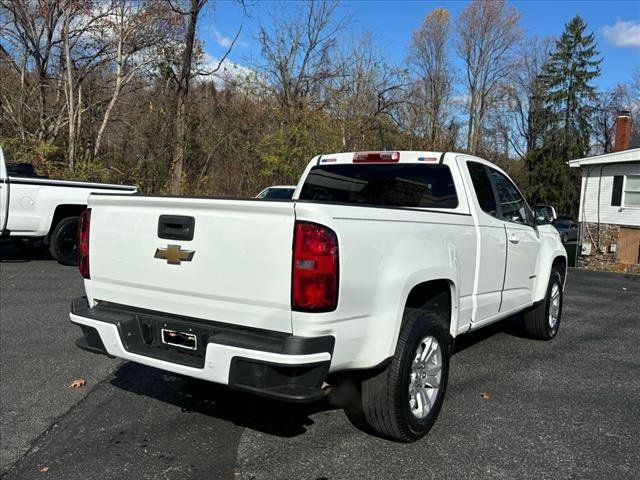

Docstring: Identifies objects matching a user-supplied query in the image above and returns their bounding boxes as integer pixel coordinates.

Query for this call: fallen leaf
[70,378,87,389]
[480,391,490,400]
[40,466,49,473]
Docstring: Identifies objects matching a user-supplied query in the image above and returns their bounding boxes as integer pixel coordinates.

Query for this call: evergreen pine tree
[525,16,601,215]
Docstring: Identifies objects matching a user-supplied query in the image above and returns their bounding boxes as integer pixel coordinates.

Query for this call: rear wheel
[522,269,563,340]
[345,309,451,442]
[49,216,80,266]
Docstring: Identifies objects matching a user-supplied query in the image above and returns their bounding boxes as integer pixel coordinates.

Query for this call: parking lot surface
[1,250,639,479]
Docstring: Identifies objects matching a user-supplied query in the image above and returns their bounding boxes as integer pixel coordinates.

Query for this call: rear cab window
[467,162,497,217]
[299,164,458,209]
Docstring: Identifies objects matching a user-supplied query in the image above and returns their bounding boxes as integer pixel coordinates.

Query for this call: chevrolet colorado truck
[0,147,136,264]
[70,151,566,442]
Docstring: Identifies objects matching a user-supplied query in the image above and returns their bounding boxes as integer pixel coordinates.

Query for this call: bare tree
[456,0,522,154]
[93,1,178,159]
[592,88,619,154]
[408,8,454,150]
[500,36,553,158]
[592,80,640,154]
[166,0,238,194]
[167,0,206,194]
[61,0,120,168]
[328,34,407,150]
[258,0,344,111]
[1,0,65,142]
[630,68,640,149]
[61,0,81,168]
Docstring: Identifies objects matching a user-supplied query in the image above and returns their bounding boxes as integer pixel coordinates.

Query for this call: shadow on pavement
[0,240,54,262]
[110,362,336,438]
[452,314,526,354]
[110,316,529,440]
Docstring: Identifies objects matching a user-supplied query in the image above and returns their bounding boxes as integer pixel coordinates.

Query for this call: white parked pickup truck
[70,150,566,442]
[0,147,136,264]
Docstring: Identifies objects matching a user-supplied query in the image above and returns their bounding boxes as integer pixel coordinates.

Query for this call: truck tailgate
[86,195,295,333]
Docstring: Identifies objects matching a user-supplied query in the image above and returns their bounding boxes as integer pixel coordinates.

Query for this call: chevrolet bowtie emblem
[154,245,195,265]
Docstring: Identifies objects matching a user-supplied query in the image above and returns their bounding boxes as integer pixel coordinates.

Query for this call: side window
[467,162,498,217]
[486,168,530,225]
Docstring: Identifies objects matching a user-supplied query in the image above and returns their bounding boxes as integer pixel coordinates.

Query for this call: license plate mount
[161,328,197,350]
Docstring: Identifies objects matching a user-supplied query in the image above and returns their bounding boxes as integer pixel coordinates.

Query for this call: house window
[611,176,623,206]
[624,175,640,207]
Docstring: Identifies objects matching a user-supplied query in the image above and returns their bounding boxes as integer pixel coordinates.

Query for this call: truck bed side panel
[291,202,477,371]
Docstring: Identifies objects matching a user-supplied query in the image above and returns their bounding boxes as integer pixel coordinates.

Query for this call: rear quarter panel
[292,202,477,371]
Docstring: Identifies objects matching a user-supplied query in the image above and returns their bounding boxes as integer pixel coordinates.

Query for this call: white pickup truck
[0,147,136,264]
[70,150,566,442]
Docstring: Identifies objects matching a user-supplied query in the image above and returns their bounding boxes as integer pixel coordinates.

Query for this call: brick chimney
[614,110,631,152]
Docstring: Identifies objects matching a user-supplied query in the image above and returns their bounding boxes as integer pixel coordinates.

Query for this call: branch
[194,25,242,76]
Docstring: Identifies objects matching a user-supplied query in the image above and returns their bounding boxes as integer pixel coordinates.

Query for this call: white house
[568,147,640,271]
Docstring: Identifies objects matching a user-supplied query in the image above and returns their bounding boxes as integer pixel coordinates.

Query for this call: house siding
[578,162,640,227]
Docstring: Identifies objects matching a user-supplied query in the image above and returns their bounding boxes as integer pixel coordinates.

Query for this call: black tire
[49,216,80,266]
[345,309,451,442]
[522,269,563,340]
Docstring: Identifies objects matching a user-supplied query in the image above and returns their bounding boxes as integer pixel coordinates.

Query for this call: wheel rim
[548,282,561,331]
[59,222,78,263]
[408,335,442,420]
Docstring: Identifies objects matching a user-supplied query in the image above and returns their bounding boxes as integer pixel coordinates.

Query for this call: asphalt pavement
[1,245,639,480]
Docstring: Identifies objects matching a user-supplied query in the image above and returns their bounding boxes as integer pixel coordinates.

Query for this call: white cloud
[197,53,268,92]
[213,28,234,49]
[201,53,253,79]
[602,20,640,48]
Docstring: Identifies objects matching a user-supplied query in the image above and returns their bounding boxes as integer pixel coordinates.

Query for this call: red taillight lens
[353,151,400,163]
[292,221,339,312]
[78,208,91,279]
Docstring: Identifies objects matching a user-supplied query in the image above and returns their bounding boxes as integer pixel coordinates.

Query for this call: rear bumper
[70,297,334,402]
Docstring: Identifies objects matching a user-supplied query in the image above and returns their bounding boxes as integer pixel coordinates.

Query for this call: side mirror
[534,205,556,225]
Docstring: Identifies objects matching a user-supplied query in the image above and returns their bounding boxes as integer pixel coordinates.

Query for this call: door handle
[508,233,519,244]
[158,215,195,241]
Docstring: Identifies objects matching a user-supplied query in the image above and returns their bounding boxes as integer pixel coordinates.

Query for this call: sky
[200,0,640,91]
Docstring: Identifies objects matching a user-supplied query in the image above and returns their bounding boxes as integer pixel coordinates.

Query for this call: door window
[486,168,531,225]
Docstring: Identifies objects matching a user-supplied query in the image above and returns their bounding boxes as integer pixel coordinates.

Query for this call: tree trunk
[94,7,125,159]
[94,45,123,159]
[63,13,76,170]
[169,0,203,195]
[466,107,475,153]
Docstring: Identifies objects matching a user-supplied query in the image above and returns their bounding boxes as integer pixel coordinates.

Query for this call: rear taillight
[353,151,400,163]
[292,221,339,312]
[78,208,91,279]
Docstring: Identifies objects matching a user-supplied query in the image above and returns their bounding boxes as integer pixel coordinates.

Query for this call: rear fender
[386,268,459,358]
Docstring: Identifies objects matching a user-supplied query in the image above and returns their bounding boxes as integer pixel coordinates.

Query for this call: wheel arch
[552,256,567,288]
[533,247,568,302]
[401,278,458,340]
[47,204,87,239]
